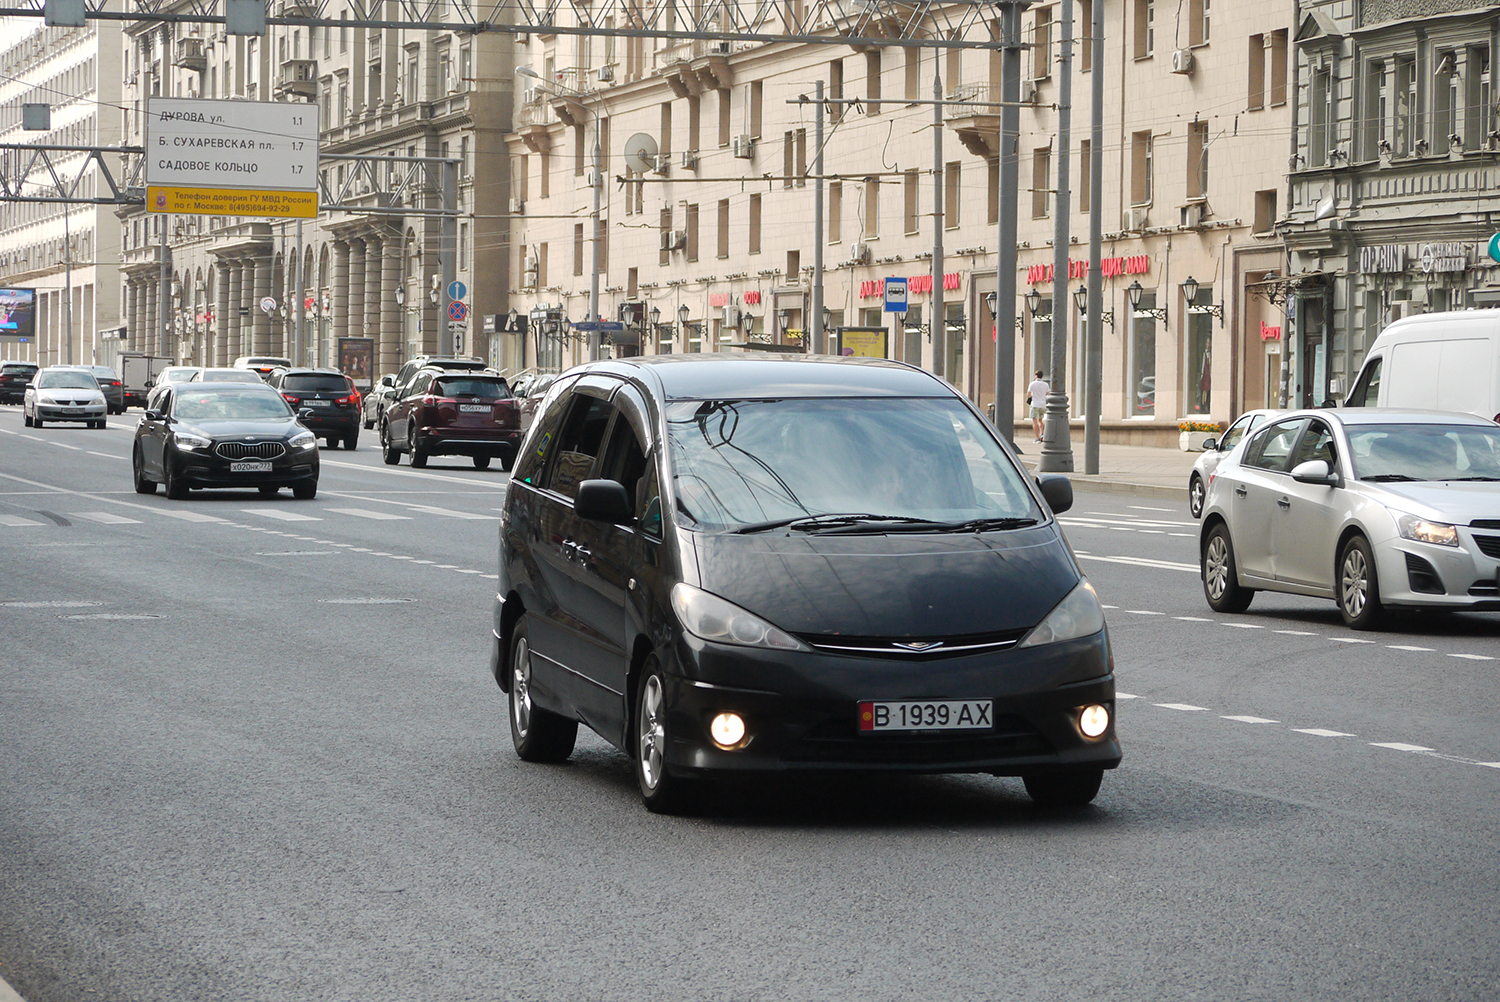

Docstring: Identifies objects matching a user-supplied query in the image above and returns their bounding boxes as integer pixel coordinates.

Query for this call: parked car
[232,356,292,381]
[491,354,1119,813]
[1188,409,1278,518]
[23,366,107,428]
[268,368,361,449]
[381,369,519,468]
[1199,408,1500,630]
[132,382,320,500]
[516,373,557,430]
[1344,308,1500,422]
[192,368,266,384]
[362,373,398,429]
[53,365,124,414]
[0,361,38,404]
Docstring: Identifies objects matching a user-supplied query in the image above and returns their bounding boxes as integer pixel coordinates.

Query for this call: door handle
[1277,497,1291,509]
[1234,486,1248,497]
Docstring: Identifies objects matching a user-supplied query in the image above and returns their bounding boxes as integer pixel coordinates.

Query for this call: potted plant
[1178,418,1226,452]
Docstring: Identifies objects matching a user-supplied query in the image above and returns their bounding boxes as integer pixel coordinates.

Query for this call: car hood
[37,389,103,400]
[1366,480,1500,523]
[684,526,1079,639]
[178,419,301,439]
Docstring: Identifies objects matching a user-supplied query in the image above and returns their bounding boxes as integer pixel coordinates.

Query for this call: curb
[0,975,26,1002]
[1055,479,1186,502]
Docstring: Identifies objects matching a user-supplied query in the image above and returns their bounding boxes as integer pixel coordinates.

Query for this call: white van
[1344,309,1500,422]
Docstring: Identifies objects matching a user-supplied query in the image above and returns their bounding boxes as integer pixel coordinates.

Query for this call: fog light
[709,712,747,749]
[1078,704,1110,739]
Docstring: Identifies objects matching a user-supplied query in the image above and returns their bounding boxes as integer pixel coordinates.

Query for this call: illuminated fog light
[1078,704,1110,739]
[709,712,747,749]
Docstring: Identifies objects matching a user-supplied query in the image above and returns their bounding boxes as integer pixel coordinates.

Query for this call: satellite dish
[623,132,659,174]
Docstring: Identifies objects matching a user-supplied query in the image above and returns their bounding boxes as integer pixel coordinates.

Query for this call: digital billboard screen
[0,288,36,341]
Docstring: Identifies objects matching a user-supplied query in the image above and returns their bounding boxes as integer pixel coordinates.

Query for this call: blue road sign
[884,277,908,313]
[447,280,467,302]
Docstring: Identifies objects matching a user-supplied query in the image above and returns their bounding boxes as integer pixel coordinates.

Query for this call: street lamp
[1074,284,1114,327]
[678,303,690,329]
[1025,287,1050,321]
[1127,280,1168,323]
[394,286,406,307]
[1180,275,1224,326]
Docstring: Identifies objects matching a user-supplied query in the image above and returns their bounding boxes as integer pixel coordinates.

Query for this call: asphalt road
[1,408,1497,1002]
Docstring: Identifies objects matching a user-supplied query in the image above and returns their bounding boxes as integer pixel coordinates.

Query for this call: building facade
[1281,0,1500,409]
[0,16,123,366]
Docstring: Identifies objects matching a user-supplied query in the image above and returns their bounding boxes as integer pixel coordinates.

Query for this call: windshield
[37,371,99,390]
[173,390,293,421]
[664,397,1043,531]
[434,376,511,399]
[1350,423,1500,482]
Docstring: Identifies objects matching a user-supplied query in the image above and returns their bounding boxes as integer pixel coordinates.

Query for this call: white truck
[117,352,175,409]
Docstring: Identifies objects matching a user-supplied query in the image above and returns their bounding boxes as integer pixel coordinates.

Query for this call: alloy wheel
[637,674,667,792]
[1205,535,1230,601]
[511,635,533,738]
[1341,548,1369,619]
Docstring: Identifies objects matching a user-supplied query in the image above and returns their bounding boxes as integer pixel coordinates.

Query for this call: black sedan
[491,355,1120,813]
[132,383,320,500]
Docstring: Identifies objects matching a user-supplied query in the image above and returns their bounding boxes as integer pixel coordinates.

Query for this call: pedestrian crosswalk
[0,503,500,531]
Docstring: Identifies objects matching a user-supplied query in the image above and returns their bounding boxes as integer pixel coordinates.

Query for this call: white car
[1199,408,1500,629]
[1187,408,1279,518]
[23,367,108,429]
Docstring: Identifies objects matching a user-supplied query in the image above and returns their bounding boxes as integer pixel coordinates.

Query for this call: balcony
[275,59,319,99]
[945,82,1000,159]
[173,37,206,74]
[656,39,732,98]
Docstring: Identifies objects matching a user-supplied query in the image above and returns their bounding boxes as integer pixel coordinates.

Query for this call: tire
[164,453,188,500]
[258,485,280,497]
[1188,475,1205,519]
[634,661,696,814]
[344,431,358,451]
[381,423,400,465]
[363,415,374,430]
[23,411,31,428]
[1338,536,1383,631]
[507,618,577,763]
[1023,767,1104,808]
[293,480,318,500]
[473,455,491,470]
[1202,523,1254,613]
[132,445,157,495]
[33,417,43,429]
[408,425,427,468]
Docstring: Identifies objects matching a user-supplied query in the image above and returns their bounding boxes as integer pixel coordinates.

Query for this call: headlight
[174,431,212,450]
[1394,512,1459,547]
[1018,579,1106,648]
[289,431,318,450]
[37,394,57,405]
[670,583,809,651]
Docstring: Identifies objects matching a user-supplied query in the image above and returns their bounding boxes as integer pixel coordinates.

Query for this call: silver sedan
[23,367,108,429]
[1199,408,1500,629]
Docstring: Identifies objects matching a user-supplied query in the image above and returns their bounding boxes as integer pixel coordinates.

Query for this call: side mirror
[23,381,34,389]
[143,409,162,421]
[1036,473,1074,515]
[575,479,634,524]
[1202,437,1219,452]
[298,407,316,422]
[380,375,394,388]
[1290,459,1339,486]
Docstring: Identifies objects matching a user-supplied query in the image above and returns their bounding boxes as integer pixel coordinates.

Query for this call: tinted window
[1345,357,1381,407]
[598,415,649,509]
[1242,418,1309,473]
[283,374,352,393]
[1290,420,1337,468]
[545,395,615,499]
[511,376,577,485]
[434,376,511,399]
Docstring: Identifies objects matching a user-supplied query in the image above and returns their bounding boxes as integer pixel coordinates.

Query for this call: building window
[1033,146,1051,218]
[905,46,920,102]
[659,208,671,266]
[718,88,732,146]
[404,46,419,104]
[749,193,761,253]
[1435,50,1459,150]
[865,50,881,114]
[829,181,842,243]
[540,151,551,198]
[903,168,919,234]
[1186,121,1208,199]
[865,177,880,238]
[1078,141,1091,212]
[1248,34,1266,110]
[688,95,701,156]
[1269,30,1287,106]
[1187,289,1212,413]
[686,202,699,262]
[783,131,794,188]
[1130,131,1152,205]
[944,161,960,229]
[1310,67,1332,166]
[1393,55,1416,156]
[1134,0,1154,60]
[1467,46,1494,150]
[717,199,730,259]
[1131,292,1156,416]
[750,80,763,137]
[947,33,962,89]
[574,223,584,275]
[460,46,471,92]
[830,59,844,122]
[1080,0,1093,72]
[660,101,672,158]
[1189,0,1208,47]
[459,222,468,270]
[988,158,1000,224]
[1032,6,1052,80]
[537,243,548,289]
[1253,189,1277,234]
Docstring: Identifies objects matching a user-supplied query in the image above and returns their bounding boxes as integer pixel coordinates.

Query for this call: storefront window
[1032,297,1053,385]
[902,305,923,366]
[1187,290,1213,414]
[1131,292,1156,416]
[945,303,965,385]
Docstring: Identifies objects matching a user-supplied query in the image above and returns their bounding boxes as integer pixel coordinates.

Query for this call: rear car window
[434,376,511,399]
[283,374,352,393]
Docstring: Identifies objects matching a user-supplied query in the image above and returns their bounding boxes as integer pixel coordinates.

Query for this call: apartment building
[116,3,513,377]
[503,0,1295,440]
[0,17,123,366]
[1281,0,1500,408]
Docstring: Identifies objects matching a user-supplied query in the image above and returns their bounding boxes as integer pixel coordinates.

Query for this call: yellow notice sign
[146,186,318,219]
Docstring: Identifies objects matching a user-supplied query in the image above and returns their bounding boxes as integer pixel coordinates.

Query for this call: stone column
[227,261,243,361]
[215,268,230,366]
[252,254,273,357]
[380,229,402,372]
[333,239,351,363]
[143,281,157,358]
[346,238,365,357]
[125,281,138,351]
[363,234,385,370]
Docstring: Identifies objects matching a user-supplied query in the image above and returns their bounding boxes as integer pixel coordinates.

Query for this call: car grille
[790,714,1051,764]
[216,441,286,460]
[1473,535,1500,559]
[1470,520,1500,530]
[796,629,1027,660]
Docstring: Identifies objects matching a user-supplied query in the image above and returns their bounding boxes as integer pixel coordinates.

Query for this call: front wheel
[1338,536,1383,631]
[1202,523,1254,613]
[132,445,156,495]
[293,480,318,500]
[635,663,696,814]
[164,454,188,500]
[23,410,31,427]
[381,423,400,465]
[508,619,577,762]
[1023,767,1104,808]
[1188,475,1205,518]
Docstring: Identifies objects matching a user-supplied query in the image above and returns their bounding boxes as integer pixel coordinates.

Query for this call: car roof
[576,353,951,401]
[173,381,281,393]
[1274,408,1499,428]
[280,367,348,376]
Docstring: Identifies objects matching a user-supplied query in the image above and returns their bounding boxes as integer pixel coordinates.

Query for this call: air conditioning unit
[723,304,740,327]
[653,154,671,175]
[1171,49,1195,75]
[508,197,524,214]
[732,134,754,159]
[850,241,871,264]
[1179,202,1206,228]
[597,65,614,82]
[1388,301,1420,323]
[1020,80,1039,104]
[681,149,698,169]
[661,230,689,251]
[525,252,540,272]
[1121,207,1147,231]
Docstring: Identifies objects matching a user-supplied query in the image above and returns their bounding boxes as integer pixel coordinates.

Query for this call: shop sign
[1260,321,1282,341]
[1420,242,1469,273]
[1359,244,1407,274]
[859,273,961,299]
[743,291,762,305]
[1027,255,1149,285]
[709,293,731,307]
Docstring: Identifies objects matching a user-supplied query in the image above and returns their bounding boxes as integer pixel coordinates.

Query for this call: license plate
[307,399,331,407]
[63,407,83,414]
[859,699,993,732]
[460,404,489,412]
[230,461,272,472]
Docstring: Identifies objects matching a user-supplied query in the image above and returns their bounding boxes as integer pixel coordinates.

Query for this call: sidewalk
[1013,438,1197,502]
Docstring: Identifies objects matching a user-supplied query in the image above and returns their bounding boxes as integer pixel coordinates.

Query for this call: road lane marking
[1222,623,1264,629]
[1076,554,1198,573]
[0,514,43,526]
[1174,616,1213,622]
[1128,505,1174,512]
[1448,653,1495,661]
[407,505,498,520]
[319,460,504,489]
[1115,693,1141,699]
[1328,637,1376,644]
[1387,645,1435,652]
[1155,703,1209,711]
[324,507,412,520]
[241,508,322,522]
[1223,715,1279,724]
[48,442,82,451]
[87,451,122,459]
[1125,609,1164,616]
[1293,728,1355,737]
[71,511,140,524]
[1371,742,1433,752]
[1274,629,1317,636]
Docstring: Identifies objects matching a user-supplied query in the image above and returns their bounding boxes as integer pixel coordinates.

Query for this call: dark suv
[269,368,362,449]
[0,361,38,404]
[381,368,520,469]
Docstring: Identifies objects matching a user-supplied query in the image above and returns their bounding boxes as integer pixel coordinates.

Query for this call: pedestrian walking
[1026,370,1049,442]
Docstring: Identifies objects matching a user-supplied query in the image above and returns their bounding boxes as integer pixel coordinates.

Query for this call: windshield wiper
[733,513,940,534]
[1449,476,1500,482]
[1360,474,1423,482]
[936,516,1040,532]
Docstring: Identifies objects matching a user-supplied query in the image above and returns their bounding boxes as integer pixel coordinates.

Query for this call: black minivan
[491,355,1121,812]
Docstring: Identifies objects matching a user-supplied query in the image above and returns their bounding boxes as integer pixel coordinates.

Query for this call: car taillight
[283,393,301,405]
[335,394,355,406]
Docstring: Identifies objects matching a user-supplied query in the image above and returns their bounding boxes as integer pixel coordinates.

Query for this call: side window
[1290,419,1337,469]
[1243,418,1309,473]
[638,454,664,539]
[598,415,649,507]
[511,377,577,485]
[406,372,433,398]
[1346,356,1381,407]
[544,395,615,499]
[1219,413,1255,451]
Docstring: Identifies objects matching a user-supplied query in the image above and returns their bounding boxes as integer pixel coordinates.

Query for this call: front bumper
[35,401,106,422]
[1378,533,1500,611]
[173,451,319,489]
[656,631,1121,777]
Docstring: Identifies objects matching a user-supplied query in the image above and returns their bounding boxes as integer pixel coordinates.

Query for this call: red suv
[380,369,520,469]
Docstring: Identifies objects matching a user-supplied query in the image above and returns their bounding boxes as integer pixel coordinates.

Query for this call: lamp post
[649,305,662,353]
